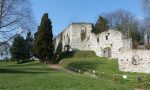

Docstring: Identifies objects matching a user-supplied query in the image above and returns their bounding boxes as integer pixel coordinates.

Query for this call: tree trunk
[17,59,20,64]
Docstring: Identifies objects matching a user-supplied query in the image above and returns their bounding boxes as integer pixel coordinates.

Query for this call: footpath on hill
[48,64,75,74]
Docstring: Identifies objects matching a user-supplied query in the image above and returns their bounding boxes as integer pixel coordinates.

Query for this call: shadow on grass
[1,62,41,67]
[19,60,35,64]
[0,68,50,74]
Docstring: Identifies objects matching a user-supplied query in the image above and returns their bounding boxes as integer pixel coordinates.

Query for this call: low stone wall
[118,49,150,73]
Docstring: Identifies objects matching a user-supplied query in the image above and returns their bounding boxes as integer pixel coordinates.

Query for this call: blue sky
[30,0,143,36]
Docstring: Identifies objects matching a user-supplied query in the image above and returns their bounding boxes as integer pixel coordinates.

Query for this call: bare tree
[0,0,35,46]
[101,9,144,48]
[102,9,138,38]
[141,0,150,45]
[142,0,150,15]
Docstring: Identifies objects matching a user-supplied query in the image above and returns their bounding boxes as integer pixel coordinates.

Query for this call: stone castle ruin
[54,23,150,73]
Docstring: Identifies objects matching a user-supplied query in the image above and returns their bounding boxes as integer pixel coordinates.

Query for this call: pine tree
[10,35,28,64]
[25,31,33,59]
[32,13,54,63]
[93,16,109,34]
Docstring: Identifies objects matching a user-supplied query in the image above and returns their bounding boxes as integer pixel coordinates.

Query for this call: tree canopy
[100,9,143,48]
[0,0,35,47]
[92,16,109,34]
[10,35,28,63]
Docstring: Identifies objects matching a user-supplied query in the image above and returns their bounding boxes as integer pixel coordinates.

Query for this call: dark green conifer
[10,35,27,64]
[33,13,54,63]
[93,16,109,34]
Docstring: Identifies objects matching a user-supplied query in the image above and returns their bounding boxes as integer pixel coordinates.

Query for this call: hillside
[0,51,149,90]
[59,51,150,89]
[0,60,131,90]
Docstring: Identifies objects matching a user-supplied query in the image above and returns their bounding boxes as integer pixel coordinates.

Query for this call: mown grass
[0,60,133,90]
[0,50,150,90]
[59,52,150,89]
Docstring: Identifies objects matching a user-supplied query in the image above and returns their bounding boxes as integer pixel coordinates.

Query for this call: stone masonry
[54,22,150,73]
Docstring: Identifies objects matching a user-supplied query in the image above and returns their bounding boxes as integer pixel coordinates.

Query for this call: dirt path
[48,64,75,74]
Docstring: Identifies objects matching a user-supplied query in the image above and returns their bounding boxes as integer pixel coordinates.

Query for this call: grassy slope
[0,61,131,90]
[59,56,150,89]
[60,57,119,74]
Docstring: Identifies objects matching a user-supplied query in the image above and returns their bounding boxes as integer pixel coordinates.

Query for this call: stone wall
[69,23,93,51]
[88,30,132,58]
[54,22,132,58]
[54,22,150,73]
[54,23,93,52]
[118,49,150,73]
[97,30,124,58]
[54,33,61,52]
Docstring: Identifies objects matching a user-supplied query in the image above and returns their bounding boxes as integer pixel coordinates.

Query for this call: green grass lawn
[59,56,150,89]
[0,60,134,90]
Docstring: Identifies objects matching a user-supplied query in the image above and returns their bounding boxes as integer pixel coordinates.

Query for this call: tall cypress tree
[33,13,54,63]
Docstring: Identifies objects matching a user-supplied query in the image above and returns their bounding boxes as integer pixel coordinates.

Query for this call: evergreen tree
[25,31,33,59]
[32,13,54,63]
[10,35,28,64]
[93,16,109,34]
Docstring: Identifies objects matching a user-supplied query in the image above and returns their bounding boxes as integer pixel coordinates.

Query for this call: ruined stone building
[54,22,150,73]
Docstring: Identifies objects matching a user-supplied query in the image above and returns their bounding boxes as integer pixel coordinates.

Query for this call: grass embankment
[0,60,131,90]
[59,51,150,89]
